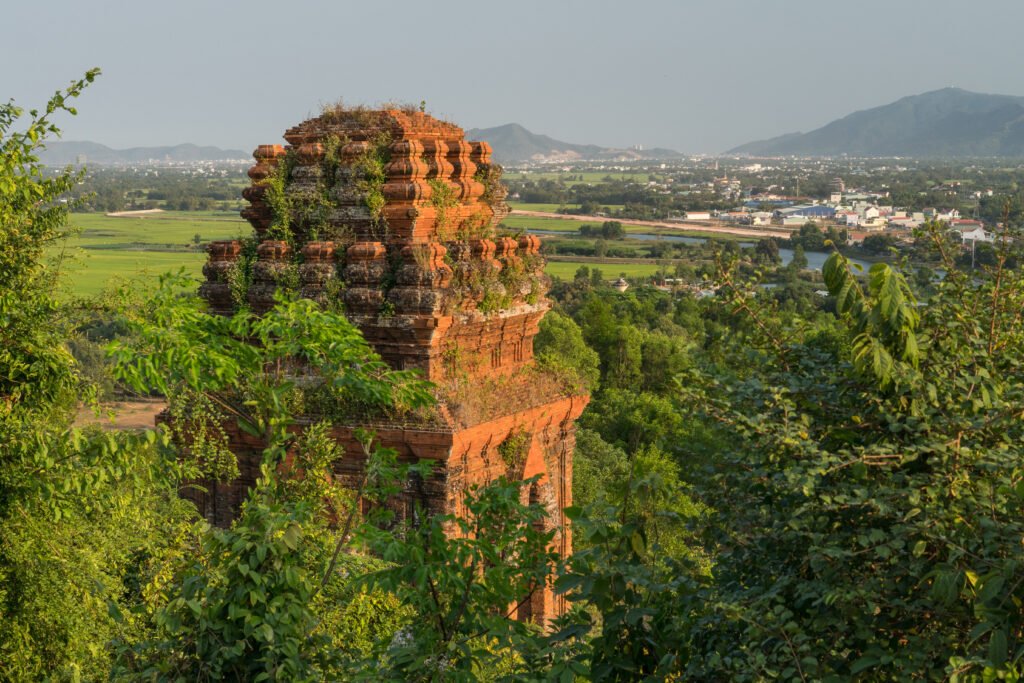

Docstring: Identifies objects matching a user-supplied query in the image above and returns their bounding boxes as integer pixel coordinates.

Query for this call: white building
[961,227,994,243]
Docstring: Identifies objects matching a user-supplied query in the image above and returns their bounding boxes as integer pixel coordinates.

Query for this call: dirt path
[511,210,791,240]
[104,208,243,223]
[546,255,705,266]
[74,399,165,431]
[105,209,167,217]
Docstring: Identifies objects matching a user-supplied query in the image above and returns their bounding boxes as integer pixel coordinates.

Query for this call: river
[527,230,873,271]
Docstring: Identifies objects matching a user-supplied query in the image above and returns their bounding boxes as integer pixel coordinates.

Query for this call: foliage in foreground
[0,68,192,681]
[676,237,1024,681]
[11,72,1024,683]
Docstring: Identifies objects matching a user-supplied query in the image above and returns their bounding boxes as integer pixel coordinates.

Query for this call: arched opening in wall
[517,480,548,624]
[497,428,530,480]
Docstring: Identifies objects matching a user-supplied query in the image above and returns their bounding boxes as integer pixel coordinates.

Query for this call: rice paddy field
[500,215,587,233]
[543,260,664,280]
[56,250,208,296]
[54,212,246,295]
[68,213,246,246]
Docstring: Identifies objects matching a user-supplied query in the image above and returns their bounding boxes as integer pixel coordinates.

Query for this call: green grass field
[507,202,627,214]
[69,213,246,247]
[54,249,206,296]
[543,260,664,280]
[500,216,588,233]
[55,212,244,295]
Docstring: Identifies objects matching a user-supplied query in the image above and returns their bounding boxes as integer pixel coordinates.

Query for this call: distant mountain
[729,88,1024,157]
[467,123,683,163]
[37,141,249,166]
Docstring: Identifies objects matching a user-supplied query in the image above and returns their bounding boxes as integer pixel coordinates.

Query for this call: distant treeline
[67,168,248,213]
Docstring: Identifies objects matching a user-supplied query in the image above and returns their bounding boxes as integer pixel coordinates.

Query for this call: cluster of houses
[687,192,994,244]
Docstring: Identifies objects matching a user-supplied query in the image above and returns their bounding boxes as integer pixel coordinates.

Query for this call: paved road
[510,210,791,240]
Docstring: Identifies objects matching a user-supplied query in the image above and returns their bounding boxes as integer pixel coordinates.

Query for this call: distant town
[500,155,1021,253]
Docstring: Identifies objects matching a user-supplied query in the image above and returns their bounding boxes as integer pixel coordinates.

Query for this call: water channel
[527,230,874,271]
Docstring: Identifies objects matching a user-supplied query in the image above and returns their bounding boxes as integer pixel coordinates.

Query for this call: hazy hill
[467,123,683,163]
[38,141,249,166]
[729,88,1024,157]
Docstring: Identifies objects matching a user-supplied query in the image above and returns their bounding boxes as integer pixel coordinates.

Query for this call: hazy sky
[7,0,1024,154]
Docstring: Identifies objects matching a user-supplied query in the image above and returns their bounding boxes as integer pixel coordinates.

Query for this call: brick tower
[193,108,588,622]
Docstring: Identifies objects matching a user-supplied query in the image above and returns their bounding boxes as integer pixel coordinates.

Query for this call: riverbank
[510,209,791,240]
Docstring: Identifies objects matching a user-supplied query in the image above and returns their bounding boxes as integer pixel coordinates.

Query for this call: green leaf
[989,629,1008,668]
[282,524,301,550]
[969,621,994,645]
[850,656,878,674]
[978,576,1004,604]
[629,532,645,555]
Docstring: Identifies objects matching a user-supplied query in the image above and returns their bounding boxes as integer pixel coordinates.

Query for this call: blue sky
[8,0,1024,153]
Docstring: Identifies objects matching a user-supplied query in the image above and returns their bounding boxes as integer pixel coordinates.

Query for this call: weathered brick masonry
[189,109,588,624]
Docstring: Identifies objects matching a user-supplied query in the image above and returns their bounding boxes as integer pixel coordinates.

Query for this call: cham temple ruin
[190,108,588,623]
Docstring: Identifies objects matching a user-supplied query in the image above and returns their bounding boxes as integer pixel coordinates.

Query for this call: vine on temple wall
[478,282,510,314]
[265,150,298,246]
[225,236,260,312]
[428,178,458,241]
[473,165,504,208]
[261,130,392,247]
[353,131,392,241]
[458,209,493,241]
[498,427,531,474]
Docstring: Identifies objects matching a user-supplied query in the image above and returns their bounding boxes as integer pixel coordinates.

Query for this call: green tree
[0,68,168,680]
[572,428,630,510]
[534,471,698,681]
[639,330,689,392]
[534,311,601,391]
[795,221,826,250]
[580,388,684,452]
[678,239,1024,679]
[355,477,559,680]
[861,231,899,254]
[601,220,625,239]
[913,264,934,291]
[108,284,432,680]
[755,236,781,265]
[789,243,808,270]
